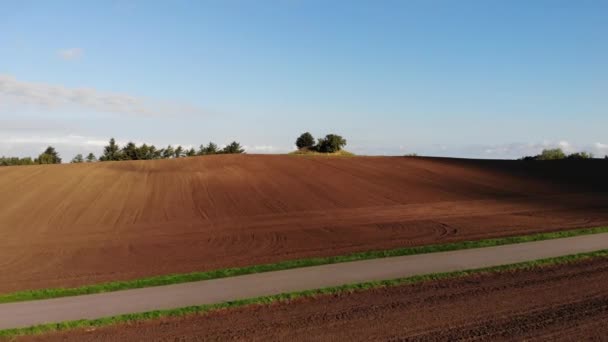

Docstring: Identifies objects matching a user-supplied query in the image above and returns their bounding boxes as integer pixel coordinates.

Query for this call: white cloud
[595,142,608,155]
[478,140,608,159]
[58,48,83,61]
[2,135,103,146]
[0,74,207,117]
[243,145,291,153]
[0,133,115,159]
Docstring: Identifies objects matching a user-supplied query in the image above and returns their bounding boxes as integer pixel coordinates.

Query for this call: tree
[186,148,196,157]
[0,156,34,166]
[222,141,245,154]
[174,146,184,158]
[122,142,138,160]
[204,142,218,154]
[537,148,566,160]
[566,152,593,160]
[100,138,122,161]
[295,132,315,149]
[162,145,175,159]
[86,153,97,163]
[149,145,162,159]
[71,154,84,163]
[136,144,149,160]
[316,134,347,153]
[36,146,61,164]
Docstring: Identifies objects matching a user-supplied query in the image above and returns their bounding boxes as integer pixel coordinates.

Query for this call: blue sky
[1,0,607,159]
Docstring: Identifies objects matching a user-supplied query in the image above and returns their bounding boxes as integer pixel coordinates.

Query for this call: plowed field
[1,155,607,293]
[20,257,608,341]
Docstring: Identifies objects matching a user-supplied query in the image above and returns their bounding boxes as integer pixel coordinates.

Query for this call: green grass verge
[1,226,608,306]
[2,248,608,339]
[288,149,356,157]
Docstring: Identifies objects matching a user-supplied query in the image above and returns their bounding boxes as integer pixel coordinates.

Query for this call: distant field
[0,155,607,293]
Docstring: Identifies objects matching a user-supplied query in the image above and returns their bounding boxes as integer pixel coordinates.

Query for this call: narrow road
[2,233,608,330]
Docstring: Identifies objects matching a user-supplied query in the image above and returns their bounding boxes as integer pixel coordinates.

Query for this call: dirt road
[25,255,608,341]
[2,232,608,331]
[1,155,607,293]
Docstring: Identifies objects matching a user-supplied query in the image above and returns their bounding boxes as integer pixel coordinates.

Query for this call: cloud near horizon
[0,74,208,117]
[476,141,608,159]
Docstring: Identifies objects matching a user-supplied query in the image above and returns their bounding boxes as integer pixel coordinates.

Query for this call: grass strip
[287,149,356,157]
[1,248,607,339]
[1,225,608,305]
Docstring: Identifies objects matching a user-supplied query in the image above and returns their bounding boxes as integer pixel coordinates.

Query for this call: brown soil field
[1,155,607,293]
[21,257,608,341]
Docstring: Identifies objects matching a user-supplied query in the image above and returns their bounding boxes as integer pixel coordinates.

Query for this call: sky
[1,0,607,159]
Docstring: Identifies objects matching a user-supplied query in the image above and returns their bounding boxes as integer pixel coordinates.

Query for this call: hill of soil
[1,155,607,293]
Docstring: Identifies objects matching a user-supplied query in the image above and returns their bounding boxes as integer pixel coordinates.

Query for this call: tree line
[520,148,605,161]
[0,138,245,166]
[92,138,244,162]
[0,146,62,166]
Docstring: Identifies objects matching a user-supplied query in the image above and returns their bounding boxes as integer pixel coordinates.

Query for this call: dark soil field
[1,155,607,293]
[21,256,608,341]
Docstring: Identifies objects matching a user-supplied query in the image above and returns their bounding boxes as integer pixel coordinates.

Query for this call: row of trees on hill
[92,138,244,162]
[0,139,245,166]
[0,146,62,166]
[295,132,347,153]
[520,148,601,161]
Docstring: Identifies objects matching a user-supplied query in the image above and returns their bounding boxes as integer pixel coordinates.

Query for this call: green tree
[537,148,566,160]
[295,132,315,149]
[197,144,206,155]
[148,145,162,159]
[86,153,97,163]
[162,145,175,159]
[0,156,35,166]
[122,142,138,160]
[174,146,184,158]
[71,154,84,163]
[136,143,156,160]
[100,138,122,161]
[566,152,593,160]
[316,134,347,153]
[222,141,245,154]
[36,146,62,164]
[186,148,196,157]
[204,142,218,154]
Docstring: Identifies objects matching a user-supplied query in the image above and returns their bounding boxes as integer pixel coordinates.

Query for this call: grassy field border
[1,248,607,338]
[1,226,607,306]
